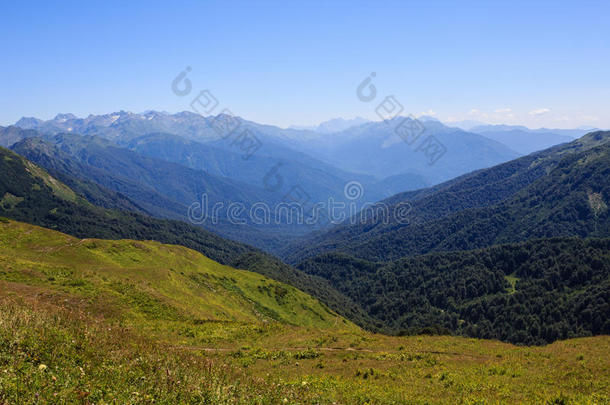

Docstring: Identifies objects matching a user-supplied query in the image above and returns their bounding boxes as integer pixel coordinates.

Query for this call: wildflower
[301,381,307,387]
[283,399,288,404]
[38,364,47,371]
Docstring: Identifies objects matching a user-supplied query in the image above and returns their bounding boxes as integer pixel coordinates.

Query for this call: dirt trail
[170,345,490,359]
[33,238,91,260]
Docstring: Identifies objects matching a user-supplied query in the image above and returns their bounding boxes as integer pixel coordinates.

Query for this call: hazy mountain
[13,117,43,129]
[13,110,438,195]
[285,130,610,263]
[0,126,40,148]
[286,117,520,184]
[13,110,320,144]
[127,132,429,205]
[11,134,302,251]
[469,124,590,155]
[14,110,214,142]
[126,132,369,203]
[316,117,371,133]
[472,124,596,138]
[14,111,530,191]
[443,119,488,130]
[289,117,370,133]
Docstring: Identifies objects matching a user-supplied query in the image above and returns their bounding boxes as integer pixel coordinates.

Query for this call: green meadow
[1,219,609,404]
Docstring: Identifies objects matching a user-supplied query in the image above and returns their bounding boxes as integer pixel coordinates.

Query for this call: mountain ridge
[284,131,610,263]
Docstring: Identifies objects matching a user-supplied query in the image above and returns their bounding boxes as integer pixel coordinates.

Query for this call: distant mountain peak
[54,113,78,122]
[15,117,43,129]
[293,117,371,134]
[444,120,488,131]
[418,115,440,123]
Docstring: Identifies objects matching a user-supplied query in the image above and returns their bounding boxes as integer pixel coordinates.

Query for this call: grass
[0,220,349,333]
[505,274,519,294]
[22,159,81,203]
[1,220,609,404]
[0,193,24,211]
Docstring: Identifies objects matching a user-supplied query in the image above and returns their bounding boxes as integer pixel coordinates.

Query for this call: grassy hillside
[1,219,609,404]
[0,146,374,330]
[0,220,349,330]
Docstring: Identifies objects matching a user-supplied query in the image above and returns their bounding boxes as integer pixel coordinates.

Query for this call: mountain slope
[11,134,307,251]
[0,146,373,328]
[126,132,369,201]
[0,219,348,328]
[469,124,580,155]
[0,125,41,148]
[298,237,610,344]
[0,144,250,263]
[285,131,610,263]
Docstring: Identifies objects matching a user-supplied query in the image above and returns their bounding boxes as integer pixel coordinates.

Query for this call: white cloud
[529,108,551,116]
[468,108,489,119]
[419,109,437,116]
[494,108,512,113]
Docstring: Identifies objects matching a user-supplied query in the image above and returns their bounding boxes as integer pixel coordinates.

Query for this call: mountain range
[6,111,518,185]
[1,111,545,252]
[11,111,592,187]
[2,111,608,345]
[467,124,593,155]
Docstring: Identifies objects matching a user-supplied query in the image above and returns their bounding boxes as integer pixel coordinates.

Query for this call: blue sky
[1,0,608,128]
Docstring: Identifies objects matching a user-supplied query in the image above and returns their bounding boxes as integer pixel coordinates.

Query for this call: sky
[1,0,608,129]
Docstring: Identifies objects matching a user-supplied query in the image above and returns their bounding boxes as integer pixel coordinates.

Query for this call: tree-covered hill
[298,237,610,344]
[286,131,610,344]
[285,131,610,263]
